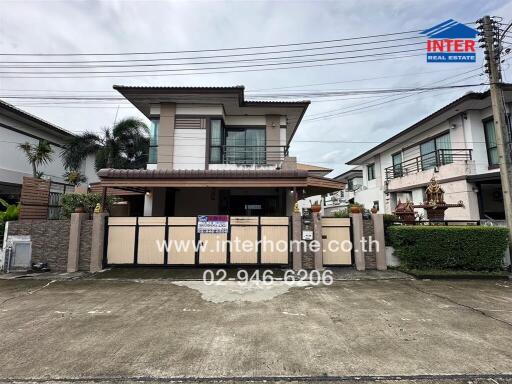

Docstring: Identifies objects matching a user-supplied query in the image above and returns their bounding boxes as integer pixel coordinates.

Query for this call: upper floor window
[209,119,266,165]
[392,152,403,177]
[483,119,499,167]
[347,178,354,191]
[148,118,159,164]
[367,163,375,180]
[420,132,452,170]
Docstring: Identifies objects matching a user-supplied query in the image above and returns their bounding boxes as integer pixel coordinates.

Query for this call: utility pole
[478,16,512,250]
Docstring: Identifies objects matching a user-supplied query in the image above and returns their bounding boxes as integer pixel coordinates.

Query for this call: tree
[63,170,87,186]
[61,117,149,172]
[18,140,54,178]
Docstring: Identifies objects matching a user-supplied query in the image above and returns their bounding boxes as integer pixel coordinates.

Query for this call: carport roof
[97,168,343,195]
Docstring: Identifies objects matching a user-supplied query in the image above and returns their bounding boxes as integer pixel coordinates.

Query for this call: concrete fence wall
[7,220,72,272]
[5,213,104,273]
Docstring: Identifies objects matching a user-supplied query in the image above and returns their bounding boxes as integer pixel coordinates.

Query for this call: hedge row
[387,226,509,271]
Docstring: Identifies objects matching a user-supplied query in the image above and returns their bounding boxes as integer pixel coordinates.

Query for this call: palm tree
[18,140,54,178]
[61,117,149,172]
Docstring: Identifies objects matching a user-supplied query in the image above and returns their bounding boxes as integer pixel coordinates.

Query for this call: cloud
[0,0,510,175]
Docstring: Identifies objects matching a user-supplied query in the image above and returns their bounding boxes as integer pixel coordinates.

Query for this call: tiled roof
[97,168,309,179]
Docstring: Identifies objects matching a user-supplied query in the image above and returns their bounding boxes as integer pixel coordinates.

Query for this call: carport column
[67,212,87,273]
[313,213,323,270]
[292,213,302,270]
[90,212,109,273]
[372,214,387,271]
[351,213,365,271]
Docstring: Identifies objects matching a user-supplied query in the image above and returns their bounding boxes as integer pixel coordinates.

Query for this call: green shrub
[333,209,349,218]
[0,198,20,243]
[60,193,118,219]
[388,225,509,271]
[383,214,398,243]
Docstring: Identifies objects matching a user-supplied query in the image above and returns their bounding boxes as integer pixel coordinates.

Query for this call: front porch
[97,168,343,217]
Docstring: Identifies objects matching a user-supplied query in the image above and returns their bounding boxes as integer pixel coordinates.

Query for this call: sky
[1,0,511,177]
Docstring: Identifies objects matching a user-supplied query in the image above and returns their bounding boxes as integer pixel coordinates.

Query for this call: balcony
[211,145,289,166]
[385,149,473,182]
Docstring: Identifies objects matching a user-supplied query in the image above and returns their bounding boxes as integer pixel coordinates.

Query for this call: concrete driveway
[0,275,511,382]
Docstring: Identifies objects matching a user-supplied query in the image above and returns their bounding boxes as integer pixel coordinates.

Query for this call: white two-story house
[344,86,511,221]
[0,99,98,203]
[97,86,342,217]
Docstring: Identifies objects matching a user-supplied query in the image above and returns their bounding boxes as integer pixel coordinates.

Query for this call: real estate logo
[420,19,479,63]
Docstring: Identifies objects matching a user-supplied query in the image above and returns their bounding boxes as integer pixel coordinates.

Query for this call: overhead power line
[0,52,425,78]
[0,47,425,75]
[0,29,426,57]
[0,36,426,65]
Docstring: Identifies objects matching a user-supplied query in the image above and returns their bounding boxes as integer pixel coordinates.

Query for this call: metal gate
[321,217,353,266]
[104,216,291,267]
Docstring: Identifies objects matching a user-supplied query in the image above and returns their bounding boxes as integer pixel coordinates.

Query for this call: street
[0,275,510,382]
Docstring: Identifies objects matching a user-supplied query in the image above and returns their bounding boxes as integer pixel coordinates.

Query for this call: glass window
[484,119,499,167]
[420,139,436,170]
[367,163,375,180]
[392,152,402,177]
[210,119,222,164]
[225,128,265,164]
[148,118,159,164]
[420,132,452,170]
[435,133,452,164]
[347,178,353,191]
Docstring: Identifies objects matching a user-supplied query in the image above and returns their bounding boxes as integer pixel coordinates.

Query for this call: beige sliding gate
[322,217,353,266]
[105,216,290,266]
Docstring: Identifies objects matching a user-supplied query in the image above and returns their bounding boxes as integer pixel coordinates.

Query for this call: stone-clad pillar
[158,103,176,170]
[372,213,387,271]
[67,212,87,273]
[351,213,365,271]
[292,213,302,270]
[90,212,108,272]
[313,213,323,270]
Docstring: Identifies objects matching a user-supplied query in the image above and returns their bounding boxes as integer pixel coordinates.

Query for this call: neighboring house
[0,99,98,203]
[323,167,363,215]
[97,86,342,217]
[343,86,512,221]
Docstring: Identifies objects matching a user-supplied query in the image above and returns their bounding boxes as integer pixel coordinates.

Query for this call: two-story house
[344,86,512,221]
[0,99,98,203]
[97,86,342,217]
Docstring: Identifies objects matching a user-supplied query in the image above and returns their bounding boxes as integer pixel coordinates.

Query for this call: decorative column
[90,212,108,272]
[67,212,87,273]
[372,213,387,270]
[351,213,365,271]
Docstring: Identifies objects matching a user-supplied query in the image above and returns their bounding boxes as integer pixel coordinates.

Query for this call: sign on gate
[197,215,229,234]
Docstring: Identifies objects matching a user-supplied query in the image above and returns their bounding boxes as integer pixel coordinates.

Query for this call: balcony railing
[212,145,289,165]
[385,148,473,181]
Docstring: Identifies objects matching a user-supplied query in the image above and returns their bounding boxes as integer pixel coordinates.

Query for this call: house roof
[296,162,333,177]
[332,167,363,182]
[97,168,343,195]
[0,98,75,140]
[346,85,512,165]
[113,85,310,145]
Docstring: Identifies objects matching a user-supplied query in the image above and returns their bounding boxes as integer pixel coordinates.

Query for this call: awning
[96,168,343,195]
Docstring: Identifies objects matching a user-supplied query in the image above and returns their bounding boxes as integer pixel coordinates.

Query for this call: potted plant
[74,203,86,213]
[349,203,363,214]
[310,200,322,213]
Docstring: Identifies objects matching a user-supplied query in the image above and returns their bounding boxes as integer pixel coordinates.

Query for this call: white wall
[0,121,68,185]
[173,129,206,170]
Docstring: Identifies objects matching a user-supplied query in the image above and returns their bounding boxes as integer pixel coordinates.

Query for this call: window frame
[148,116,159,164]
[367,163,376,181]
[483,117,499,169]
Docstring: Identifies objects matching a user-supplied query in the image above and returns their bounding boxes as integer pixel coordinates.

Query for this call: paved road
[0,277,510,382]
